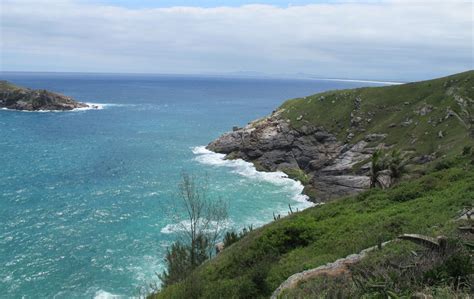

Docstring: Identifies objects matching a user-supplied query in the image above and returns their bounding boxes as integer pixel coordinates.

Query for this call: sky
[0,0,472,81]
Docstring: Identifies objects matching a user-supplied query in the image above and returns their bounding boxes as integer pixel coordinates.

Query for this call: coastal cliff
[0,80,90,111]
[207,112,378,201]
[207,70,473,202]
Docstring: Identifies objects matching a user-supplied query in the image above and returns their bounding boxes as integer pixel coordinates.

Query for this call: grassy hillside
[280,71,473,157]
[150,72,473,298]
[151,154,473,298]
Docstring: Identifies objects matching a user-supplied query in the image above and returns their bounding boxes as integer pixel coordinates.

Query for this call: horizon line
[0,70,406,85]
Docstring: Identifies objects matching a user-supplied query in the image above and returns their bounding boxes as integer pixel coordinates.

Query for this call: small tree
[370,150,387,188]
[160,172,228,287]
[160,242,190,286]
[370,150,408,188]
[387,149,407,180]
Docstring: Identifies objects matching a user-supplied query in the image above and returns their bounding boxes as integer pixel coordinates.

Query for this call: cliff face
[207,71,473,202]
[207,112,386,201]
[0,80,89,111]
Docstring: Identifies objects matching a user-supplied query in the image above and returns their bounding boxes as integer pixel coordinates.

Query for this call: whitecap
[161,219,232,234]
[192,146,313,207]
[94,290,124,299]
[72,102,106,111]
[0,102,118,113]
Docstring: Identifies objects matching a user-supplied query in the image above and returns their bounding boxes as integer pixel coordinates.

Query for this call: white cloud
[1,0,472,80]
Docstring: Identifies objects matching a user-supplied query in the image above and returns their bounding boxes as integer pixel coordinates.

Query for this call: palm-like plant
[387,149,408,180]
[370,149,408,188]
[370,150,386,188]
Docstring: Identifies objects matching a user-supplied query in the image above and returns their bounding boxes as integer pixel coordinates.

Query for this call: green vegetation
[0,80,23,91]
[279,71,473,157]
[280,237,472,298]
[148,72,474,298]
[280,167,310,185]
[223,226,254,248]
[158,174,228,291]
[150,153,473,298]
[370,149,409,188]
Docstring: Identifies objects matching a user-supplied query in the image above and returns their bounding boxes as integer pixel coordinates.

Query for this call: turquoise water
[0,72,380,298]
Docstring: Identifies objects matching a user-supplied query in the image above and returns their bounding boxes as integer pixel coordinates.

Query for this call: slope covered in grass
[279,71,473,157]
[151,154,473,299]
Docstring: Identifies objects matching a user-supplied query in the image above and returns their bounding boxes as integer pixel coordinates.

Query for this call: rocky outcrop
[0,80,89,111]
[207,111,388,202]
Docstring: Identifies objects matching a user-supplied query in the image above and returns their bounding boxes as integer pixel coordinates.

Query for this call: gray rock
[415,105,433,116]
[207,115,377,202]
[412,154,435,164]
[401,119,413,127]
[365,133,387,142]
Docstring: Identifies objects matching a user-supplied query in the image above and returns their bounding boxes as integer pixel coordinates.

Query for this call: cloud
[1,0,472,80]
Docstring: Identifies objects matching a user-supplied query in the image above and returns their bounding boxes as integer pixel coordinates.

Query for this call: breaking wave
[192,146,313,206]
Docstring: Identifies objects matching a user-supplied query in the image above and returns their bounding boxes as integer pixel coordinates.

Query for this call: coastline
[0,102,106,113]
[192,146,315,208]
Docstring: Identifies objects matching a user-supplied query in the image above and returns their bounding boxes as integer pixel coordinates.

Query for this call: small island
[0,80,92,111]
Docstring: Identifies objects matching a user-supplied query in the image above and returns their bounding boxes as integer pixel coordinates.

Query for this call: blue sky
[1,0,472,80]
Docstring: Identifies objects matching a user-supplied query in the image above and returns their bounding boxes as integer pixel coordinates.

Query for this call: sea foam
[161,219,233,234]
[94,290,125,299]
[192,146,313,206]
[0,102,109,113]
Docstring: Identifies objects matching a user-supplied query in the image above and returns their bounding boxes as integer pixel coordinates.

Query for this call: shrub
[223,226,253,248]
[388,183,424,202]
[424,252,473,288]
[434,159,455,171]
[462,145,472,156]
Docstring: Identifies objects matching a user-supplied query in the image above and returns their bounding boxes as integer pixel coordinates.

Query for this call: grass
[280,167,310,185]
[279,71,474,158]
[150,154,474,299]
[0,80,24,92]
[280,237,473,298]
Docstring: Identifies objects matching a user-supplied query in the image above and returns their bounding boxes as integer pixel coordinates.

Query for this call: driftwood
[270,241,392,299]
[398,234,447,252]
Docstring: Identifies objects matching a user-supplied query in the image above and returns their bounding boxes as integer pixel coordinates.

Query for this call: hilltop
[208,71,474,201]
[0,80,90,111]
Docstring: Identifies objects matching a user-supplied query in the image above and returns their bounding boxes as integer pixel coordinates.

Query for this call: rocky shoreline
[207,110,389,202]
[0,80,90,111]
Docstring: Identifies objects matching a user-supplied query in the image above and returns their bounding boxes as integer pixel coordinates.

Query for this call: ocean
[0,72,384,298]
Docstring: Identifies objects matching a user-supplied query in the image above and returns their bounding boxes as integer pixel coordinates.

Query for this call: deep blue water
[0,72,382,298]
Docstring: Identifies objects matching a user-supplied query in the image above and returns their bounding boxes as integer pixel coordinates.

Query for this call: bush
[388,182,424,202]
[434,159,455,171]
[223,225,253,248]
[462,145,472,156]
[159,242,190,287]
[424,252,473,288]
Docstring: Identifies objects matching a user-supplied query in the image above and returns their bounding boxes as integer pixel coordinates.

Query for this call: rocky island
[0,80,91,111]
